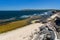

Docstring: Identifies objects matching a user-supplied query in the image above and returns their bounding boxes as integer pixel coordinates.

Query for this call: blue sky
[0,0,60,10]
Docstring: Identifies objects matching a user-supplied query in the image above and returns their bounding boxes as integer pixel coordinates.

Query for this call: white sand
[0,23,43,40]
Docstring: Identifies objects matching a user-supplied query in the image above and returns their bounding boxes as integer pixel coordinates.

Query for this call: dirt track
[0,23,43,40]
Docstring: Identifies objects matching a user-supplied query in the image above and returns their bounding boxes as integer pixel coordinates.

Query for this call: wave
[0,17,16,23]
[20,15,31,18]
[20,13,48,19]
[0,11,53,23]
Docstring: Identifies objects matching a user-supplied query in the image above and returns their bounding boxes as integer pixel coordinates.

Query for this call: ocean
[0,11,40,19]
[0,10,52,20]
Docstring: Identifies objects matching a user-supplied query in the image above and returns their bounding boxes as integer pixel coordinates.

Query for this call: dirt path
[0,23,43,40]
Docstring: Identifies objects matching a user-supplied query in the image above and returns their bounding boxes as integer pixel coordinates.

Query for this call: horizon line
[0,8,60,11]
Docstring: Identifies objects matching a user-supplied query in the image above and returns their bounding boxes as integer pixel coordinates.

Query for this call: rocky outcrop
[28,13,60,40]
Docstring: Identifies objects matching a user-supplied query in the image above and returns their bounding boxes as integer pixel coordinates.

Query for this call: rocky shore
[0,11,60,40]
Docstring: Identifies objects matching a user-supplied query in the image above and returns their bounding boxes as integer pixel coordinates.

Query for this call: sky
[0,0,60,10]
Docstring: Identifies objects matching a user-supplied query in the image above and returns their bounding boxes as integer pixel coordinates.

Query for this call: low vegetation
[0,19,30,33]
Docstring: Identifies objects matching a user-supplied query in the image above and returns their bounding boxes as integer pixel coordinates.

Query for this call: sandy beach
[0,23,43,40]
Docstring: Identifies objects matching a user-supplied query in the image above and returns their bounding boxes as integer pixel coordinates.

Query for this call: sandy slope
[0,23,43,40]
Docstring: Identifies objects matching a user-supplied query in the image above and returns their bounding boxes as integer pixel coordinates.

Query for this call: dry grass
[0,19,30,33]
